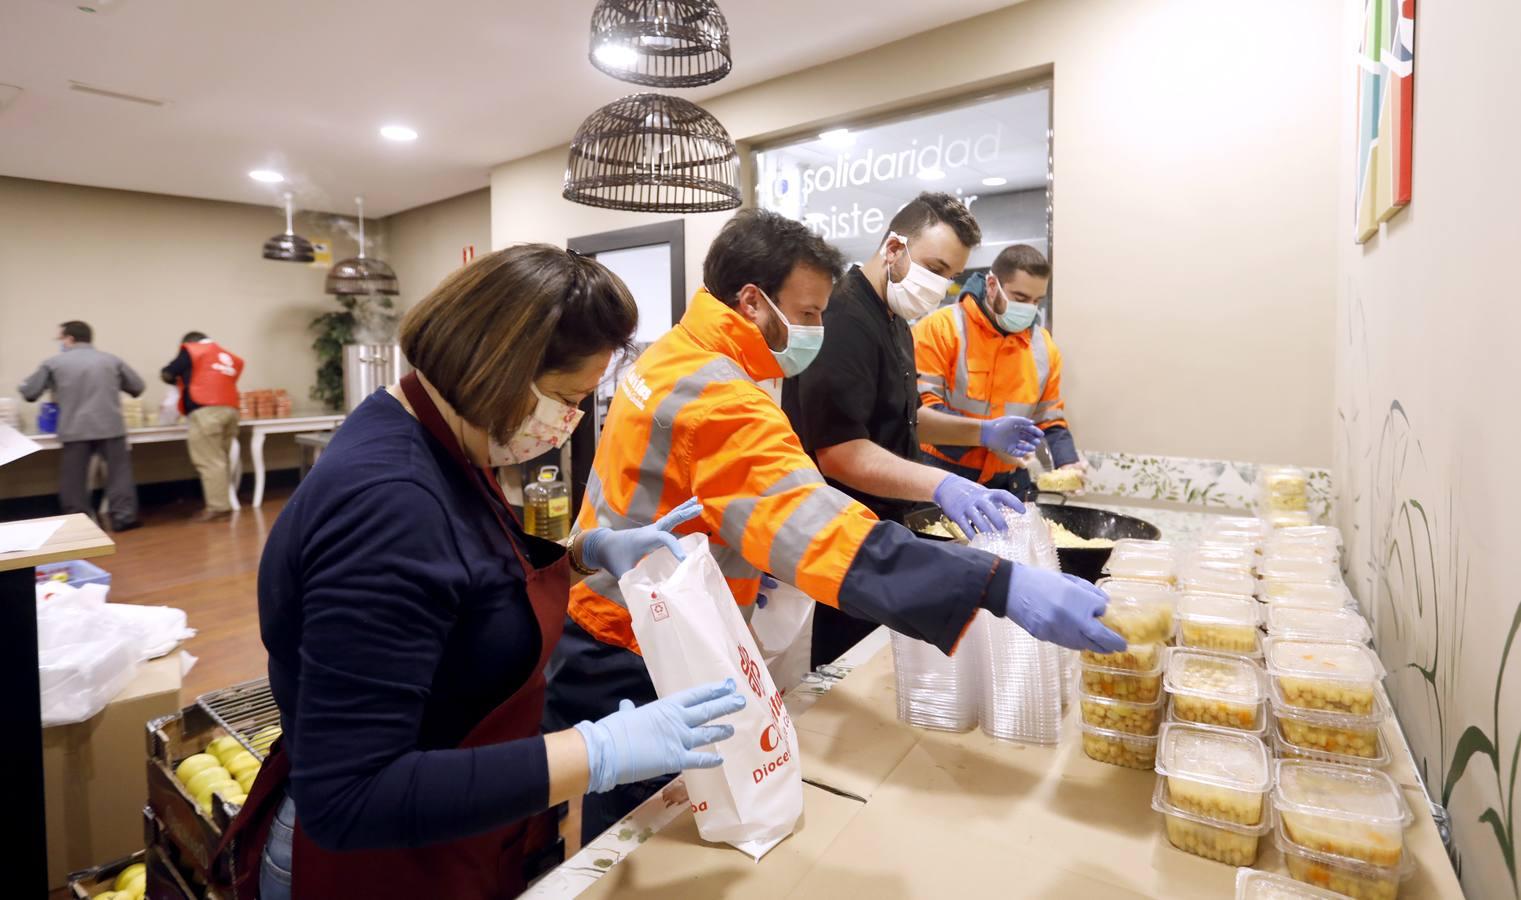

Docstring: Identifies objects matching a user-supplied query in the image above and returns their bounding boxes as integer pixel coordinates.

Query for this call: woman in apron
[221,245,745,899]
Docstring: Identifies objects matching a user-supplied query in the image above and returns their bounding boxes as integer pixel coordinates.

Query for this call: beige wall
[382,187,492,303]
[0,176,364,497]
[1334,1,1521,894]
[492,0,1342,467]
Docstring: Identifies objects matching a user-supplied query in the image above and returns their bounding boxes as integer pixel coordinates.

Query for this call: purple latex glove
[933,474,1025,536]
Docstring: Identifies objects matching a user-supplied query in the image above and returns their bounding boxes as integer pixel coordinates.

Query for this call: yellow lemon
[114,861,146,890]
[196,779,240,815]
[184,766,233,798]
[119,870,146,898]
[97,893,117,900]
[174,753,221,785]
[225,751,260,778]
[250,726,282,753]
[236,768,259,793]
[206,735,243,763]
[224,790,247,806]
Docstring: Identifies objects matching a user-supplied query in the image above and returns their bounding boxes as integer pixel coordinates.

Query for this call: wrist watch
[568,532,599,576]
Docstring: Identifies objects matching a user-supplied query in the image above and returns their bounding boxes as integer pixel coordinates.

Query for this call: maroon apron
[221,374,569,899]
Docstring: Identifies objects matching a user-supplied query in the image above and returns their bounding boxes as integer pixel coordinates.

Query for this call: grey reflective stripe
[1002,401,1038,419]
[583,569,628,609]
[718,467,825,550]
[1033,400,1064,424]
[947,305,992,415]
[712,542,760,581]
[919,374,946,388]
[768,487,856,585]
[583,470,641,530]
[625,357,749,522]
[1027,330,1059,423]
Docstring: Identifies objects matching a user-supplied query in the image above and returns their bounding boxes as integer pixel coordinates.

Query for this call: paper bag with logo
[621,534,803,859]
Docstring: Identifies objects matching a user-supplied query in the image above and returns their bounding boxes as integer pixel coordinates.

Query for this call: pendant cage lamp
[563,93,741,214]
[262,192,316,262]
[325,196,399,296]
[589,0,731,88]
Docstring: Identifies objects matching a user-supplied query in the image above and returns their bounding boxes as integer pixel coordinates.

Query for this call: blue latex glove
[980,416,1043,457]
[1005,565,1127,653]
[580,497,703,577]
[575,679,746,793]
[933,473,1025,536]
[756,574,779,609]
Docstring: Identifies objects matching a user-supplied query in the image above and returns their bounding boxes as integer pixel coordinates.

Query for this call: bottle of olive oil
[523,465,571,541]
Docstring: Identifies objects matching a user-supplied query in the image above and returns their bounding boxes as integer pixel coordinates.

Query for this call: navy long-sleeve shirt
[258,390,553,851]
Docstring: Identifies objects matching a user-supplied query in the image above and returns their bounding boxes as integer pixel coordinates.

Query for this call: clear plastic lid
[1110,538,1174,557]
[1266,639,1385,684]
[1266,605,1372,643]
[1263,537,1340,561]
[1166,698,1269,736]
[1258,556,1341,583]
[1206,516,1272,540]
[1178,593,1260,628]
[1150,777,1274,836]
[1270,682,1392,726]
[1079,720,1160,747]
[1261,581,1355,611]
[1234,868,1355,900]
[1266,510,1314,528]
[1082,653,1164,680]
[1102,555,1177,582]
[1273,721,1391,769]
[1078,684,1166,711]
[1191,544,1257,571]
[1276,524,1343,547]
[1098,582,1177,643]
[1155,723,1271,793]
[1165,649,1265,703]
[1179,563,1258,598]
[1274,761,1413,831]
[1274,821,1416,879]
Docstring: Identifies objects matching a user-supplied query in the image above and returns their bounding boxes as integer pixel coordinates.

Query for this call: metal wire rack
[196,677,282,761]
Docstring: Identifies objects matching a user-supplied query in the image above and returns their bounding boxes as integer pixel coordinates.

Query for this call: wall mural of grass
[1338,294,1521,897]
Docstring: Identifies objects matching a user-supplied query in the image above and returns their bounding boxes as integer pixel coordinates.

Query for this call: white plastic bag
[36,594,138,726]
[621,534,804,859]
[158,387,182,425]
[748,580,814,693]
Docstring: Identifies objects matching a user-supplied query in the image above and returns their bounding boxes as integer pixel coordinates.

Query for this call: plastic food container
[1155,723,1271,825]
[1080,721,1157,769]
[1274,761,1412,867]
[1276,524,1343,549]
[1152,778,1272,866]
[1080,641,1161,672]
[1207,516,1272,542]
[1275,722,1390,769]
[1102,553,1177,586]
[1176,593,1261,655]
[1111,538,1174,557]
[1262,540,1340,564]
[1267,640,1384,716]
[1235,868,1350,900]
[1260,465,1310,512]
[1267,510,1315,529]
[1259,556,1342,585]
[1079,688,1165,736]
[1271,686,1389,761]
[1179,562,1258,600]
[1082,659,1164,703]
[1165,649,1266,731]
[1098,582,1177,643]
[1275,821,1413,900]
[1266,605,1372,643]
[1261,581,1356,610]
[1190,544,1257,572]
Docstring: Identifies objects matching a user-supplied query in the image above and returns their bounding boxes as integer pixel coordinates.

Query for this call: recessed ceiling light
[248,169,285,184]
[593,43,639,69]
[819,128,854,148]
[380,124,418,142]
[917,167,946,181]
[981,176,1008,187]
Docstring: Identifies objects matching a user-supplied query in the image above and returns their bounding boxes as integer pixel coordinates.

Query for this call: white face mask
[881,231,952,320]
[486,383,585,466]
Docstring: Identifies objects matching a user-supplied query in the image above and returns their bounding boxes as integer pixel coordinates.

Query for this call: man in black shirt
[784,192,1044,665]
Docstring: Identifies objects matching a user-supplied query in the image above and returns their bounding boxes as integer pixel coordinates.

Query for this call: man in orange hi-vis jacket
[914,244,1083,498]
[544,209,1124,842]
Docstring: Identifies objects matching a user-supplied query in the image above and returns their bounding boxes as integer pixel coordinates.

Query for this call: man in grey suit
[19,320,146,531]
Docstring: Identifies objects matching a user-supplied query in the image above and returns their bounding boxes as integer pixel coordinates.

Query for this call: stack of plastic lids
[890,624,981,732]
[1273,761,1415,895]
[972,508,1067,744]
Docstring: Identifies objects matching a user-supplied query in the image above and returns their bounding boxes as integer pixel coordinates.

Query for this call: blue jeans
[260,795,295,900]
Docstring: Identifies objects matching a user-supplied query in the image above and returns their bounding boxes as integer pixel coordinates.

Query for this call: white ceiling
[0,0,1021,217]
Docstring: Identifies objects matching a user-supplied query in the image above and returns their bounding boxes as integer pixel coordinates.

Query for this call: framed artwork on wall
[1355,0,1416,243]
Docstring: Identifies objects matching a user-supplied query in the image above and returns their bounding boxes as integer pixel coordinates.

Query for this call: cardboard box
[45,655,182,888]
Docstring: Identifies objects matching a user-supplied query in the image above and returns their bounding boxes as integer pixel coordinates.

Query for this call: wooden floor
[104,487,293,698]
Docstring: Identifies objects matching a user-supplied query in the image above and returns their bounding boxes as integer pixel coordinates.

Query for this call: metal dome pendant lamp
[563,92,741,213]
[262,192,316,262]
[589,0,731,88]
[324,196,399,296]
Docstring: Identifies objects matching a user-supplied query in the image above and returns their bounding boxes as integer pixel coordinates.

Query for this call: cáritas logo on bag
[738,644,795,785]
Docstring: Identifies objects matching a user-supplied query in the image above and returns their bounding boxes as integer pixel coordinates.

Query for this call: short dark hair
[182,331,208,343]
[884,192,981,249]
[60,321,92,344]
[703,208,846,307]
[400,244,638,441]
[990,244,1051,281]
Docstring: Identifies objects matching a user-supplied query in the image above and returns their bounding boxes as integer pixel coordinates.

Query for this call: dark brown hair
[703,208,846,307]
[990,244,1051,281]
[399,244,637,440]
[883,191,982,249]
[60,321,92,343]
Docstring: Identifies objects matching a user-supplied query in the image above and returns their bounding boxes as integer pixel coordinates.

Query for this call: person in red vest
[161,331,245,521]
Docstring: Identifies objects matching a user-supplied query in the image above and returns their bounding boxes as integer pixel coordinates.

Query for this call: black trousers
[59,437,138,527]
[543,617,669,844]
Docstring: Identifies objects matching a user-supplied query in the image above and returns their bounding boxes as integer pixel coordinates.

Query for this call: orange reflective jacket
[569,290,881,654]
[913,296,1067,483]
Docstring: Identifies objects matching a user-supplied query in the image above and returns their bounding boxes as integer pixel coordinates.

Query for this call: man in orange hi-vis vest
[545,209,1124,842]
[161,330,244,521]
[914,244,1083,497]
